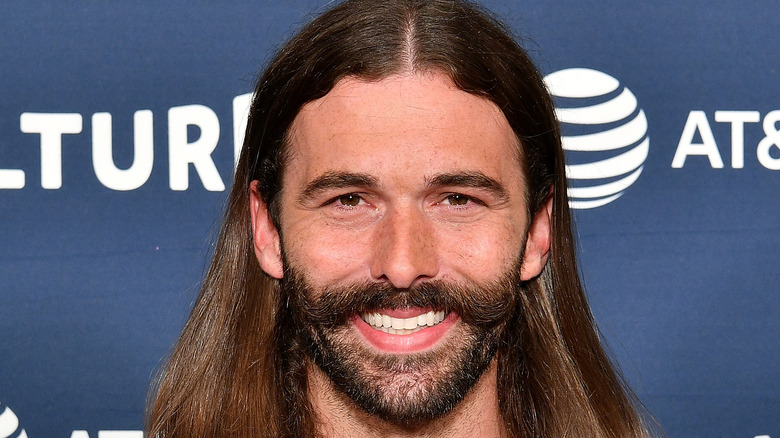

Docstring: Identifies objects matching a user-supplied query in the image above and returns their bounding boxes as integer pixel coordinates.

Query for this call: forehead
[285,72,522,189]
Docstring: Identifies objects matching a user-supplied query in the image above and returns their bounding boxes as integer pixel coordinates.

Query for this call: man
[147,1,650,437]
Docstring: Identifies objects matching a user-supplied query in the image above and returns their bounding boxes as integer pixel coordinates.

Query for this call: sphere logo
[544,68,649,209]
[0,402,27,438]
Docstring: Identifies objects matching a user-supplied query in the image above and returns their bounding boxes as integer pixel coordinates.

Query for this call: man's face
[254,72,542,425]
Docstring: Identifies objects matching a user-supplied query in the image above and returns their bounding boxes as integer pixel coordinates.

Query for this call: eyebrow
[298,170,509,203]
[299,171,379,202]
[426,171,509,203]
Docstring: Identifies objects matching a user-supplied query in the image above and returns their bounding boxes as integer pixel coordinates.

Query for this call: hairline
[268,69,530,228]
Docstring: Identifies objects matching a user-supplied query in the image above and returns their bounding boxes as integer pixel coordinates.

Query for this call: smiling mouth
[360,310,447,335]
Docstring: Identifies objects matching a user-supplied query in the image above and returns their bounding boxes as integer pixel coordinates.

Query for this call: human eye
[322,192,377,226]
[439,193,484,208]
[329,193,366,208]
[443,193,469,206]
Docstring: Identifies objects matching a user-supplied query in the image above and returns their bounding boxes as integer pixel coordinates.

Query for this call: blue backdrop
[1,1,777,437]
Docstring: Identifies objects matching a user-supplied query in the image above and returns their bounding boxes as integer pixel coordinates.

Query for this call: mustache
[283,272,521,330]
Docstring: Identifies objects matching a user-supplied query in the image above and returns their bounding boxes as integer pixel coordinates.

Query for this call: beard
[280,259,524,429]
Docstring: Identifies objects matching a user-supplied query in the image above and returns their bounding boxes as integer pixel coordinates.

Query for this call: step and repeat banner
[1,1,777,437]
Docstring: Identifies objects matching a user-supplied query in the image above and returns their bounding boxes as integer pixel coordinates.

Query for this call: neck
[306,358,506,438]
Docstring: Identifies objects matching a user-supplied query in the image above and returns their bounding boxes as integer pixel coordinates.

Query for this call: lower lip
[352,311,458,354]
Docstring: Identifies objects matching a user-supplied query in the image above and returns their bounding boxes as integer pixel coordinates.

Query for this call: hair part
[147,1,652,437]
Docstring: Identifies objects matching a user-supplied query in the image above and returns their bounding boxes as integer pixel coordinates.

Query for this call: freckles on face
[277,72,530,289]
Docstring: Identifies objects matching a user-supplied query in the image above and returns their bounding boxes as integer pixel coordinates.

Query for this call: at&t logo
[0,402,27,438]
[545,68,649,210]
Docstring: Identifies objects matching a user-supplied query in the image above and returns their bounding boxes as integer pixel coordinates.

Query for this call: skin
[250,71,552,438]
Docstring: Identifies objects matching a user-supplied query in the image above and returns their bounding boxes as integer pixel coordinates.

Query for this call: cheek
[283,221,374,285]
[281,213,526,286]
[437,220,526,282]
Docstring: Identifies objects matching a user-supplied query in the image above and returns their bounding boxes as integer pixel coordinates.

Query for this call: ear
[249,180,284,279]
[520,194,553,281]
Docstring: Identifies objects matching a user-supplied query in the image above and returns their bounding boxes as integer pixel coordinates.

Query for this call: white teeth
[360,310,447,334]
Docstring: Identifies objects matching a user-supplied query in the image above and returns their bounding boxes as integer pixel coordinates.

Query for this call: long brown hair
[147,1,652,436]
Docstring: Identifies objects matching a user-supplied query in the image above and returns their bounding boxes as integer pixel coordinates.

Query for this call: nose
[369,205,439,288]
